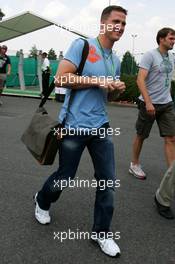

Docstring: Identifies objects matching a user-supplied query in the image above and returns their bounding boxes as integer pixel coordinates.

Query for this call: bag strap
[76,38,89,75]
[39,38,89,108]
[65,38,89,115]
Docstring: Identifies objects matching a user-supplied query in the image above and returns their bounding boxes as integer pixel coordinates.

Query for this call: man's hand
[98,79,126,93]
[145,102,155,116]
[110,80,126,93]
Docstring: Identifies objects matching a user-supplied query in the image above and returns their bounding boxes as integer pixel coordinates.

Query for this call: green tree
[121,51,138,75]
[118,74,140,102]
[28,45,38,58]
[48,48,57,60]
[16,50,20,57]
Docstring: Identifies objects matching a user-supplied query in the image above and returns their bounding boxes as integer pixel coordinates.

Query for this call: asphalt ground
[0,96,175,264]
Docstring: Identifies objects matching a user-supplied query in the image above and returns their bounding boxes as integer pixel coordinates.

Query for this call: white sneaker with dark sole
[91,237,121,257]
[34,193,51,224]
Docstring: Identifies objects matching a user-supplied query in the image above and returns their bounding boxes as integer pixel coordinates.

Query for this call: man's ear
[159,37,164,43]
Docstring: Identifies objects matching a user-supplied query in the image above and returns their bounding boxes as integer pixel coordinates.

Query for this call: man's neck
[158,45,168,55]
[97,34,114,49]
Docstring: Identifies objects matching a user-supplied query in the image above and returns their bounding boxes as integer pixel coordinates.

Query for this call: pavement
[0,95,175,264]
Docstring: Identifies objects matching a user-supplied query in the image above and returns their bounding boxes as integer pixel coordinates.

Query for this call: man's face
[101,11,126,41]
[1,48,7,55]
[161,33,175,50]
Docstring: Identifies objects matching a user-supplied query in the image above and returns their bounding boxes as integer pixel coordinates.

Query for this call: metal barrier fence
[6,50,60,92]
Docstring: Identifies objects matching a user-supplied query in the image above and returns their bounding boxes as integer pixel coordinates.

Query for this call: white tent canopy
[0,11,88,43]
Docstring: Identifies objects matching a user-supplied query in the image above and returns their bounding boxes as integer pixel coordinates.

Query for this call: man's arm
[137,68,155,115]
[7,64,11,75]
[54,59,125,92]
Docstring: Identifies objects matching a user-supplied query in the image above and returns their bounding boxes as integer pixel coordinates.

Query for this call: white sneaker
[34,193,51,224]
[92,237,121,257]
[129,162,146,180]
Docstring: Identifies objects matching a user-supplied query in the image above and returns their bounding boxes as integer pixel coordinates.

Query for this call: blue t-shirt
[59,38,121,129]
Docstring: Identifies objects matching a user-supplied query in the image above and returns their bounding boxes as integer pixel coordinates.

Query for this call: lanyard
[157,48,171,88]
[96,37,116,79]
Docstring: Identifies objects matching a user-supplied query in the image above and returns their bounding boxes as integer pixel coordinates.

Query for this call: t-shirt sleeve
[139,52,153,71]
[64,38,85,69]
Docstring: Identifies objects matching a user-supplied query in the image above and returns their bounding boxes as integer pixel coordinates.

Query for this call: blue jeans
[37,133,116,233]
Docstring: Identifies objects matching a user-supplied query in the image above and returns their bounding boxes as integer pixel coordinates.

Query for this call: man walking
[129,28,175,181]
[0,45,11,105]
[34,5,127,257]
[41,52,50,97]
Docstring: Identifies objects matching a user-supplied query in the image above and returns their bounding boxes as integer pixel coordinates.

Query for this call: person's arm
[54,59,125,92]
[137,68,155,115]
[6,56,11,75]
[7,64,11,75]
[45,58,50,73]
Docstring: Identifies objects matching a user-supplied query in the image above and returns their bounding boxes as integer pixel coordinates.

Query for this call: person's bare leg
[129,135,146,179]
[131,134,145,165]
[164,136,175,167]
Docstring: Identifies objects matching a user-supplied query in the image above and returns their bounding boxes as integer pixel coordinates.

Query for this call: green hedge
[115,75,175,103]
